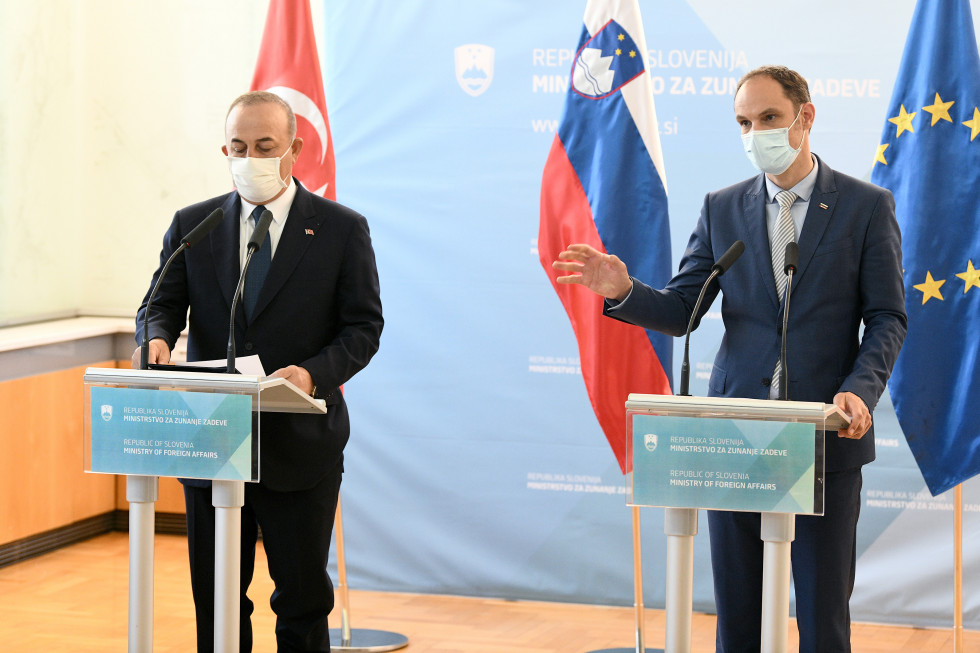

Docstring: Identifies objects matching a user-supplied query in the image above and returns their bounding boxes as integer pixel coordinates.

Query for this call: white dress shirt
[237,178,299,270]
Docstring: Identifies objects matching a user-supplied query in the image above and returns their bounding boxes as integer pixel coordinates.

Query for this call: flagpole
[329,494,409,652]
[632,506,647,652]
[954,484,963,653]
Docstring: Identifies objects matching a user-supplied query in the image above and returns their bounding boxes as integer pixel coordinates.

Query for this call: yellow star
[913,271,945,304]
[629,50,636,58]
[874,143,889,166]
[615,48,622,56]
[618,33,625,41]
[888,104,917,138]
[956,260,980,293]
[962,107,980,141]
[922,92,955,125]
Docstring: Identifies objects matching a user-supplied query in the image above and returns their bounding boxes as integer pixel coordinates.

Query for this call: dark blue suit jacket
[136,182,383,491]
[608,156,906,471]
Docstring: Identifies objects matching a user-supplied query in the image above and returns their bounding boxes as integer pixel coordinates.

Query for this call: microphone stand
[227,209,273,374]
[140,243,189,370]
[678,240,745,396]
[779,270,795,401]
[138,207,224,370]
[779,241,798,402]
[226,248,257,375]
[679,268,721,396]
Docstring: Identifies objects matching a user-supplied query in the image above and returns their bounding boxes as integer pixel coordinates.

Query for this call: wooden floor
[0,532,975,652]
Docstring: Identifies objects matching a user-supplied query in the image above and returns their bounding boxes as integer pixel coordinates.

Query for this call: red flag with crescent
[251,0,336,200]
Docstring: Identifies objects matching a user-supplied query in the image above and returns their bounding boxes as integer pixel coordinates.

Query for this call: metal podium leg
[587,507,664,653]
[329,494,409,652]
[212,480,245,653]
[127,475,158,653]
[760,513,795,653]
[664,508,697,653]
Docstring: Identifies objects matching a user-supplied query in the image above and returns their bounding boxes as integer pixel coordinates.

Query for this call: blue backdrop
[322,0,980,627]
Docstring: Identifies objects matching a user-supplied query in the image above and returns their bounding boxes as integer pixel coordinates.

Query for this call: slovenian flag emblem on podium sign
[539,0,673,474]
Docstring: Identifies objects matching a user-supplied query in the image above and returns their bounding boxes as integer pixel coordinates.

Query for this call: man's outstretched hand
[552,243,633,302]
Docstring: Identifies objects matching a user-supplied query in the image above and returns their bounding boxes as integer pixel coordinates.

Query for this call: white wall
[0,1,304,324]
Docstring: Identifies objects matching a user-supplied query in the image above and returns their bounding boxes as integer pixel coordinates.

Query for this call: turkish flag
[251,0,336,200]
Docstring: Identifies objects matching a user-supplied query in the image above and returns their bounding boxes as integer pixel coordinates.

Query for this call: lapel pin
[819,202,829,210]
[305,229,315,235]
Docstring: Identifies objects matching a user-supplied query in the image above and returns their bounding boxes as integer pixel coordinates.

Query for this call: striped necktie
[770,190,797,398]
[771,190,798,302]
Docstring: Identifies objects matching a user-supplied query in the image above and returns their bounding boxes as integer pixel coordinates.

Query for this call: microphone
[139,208,224,370]
[227,209,274,374]
[779,241,799,400]
[712,240,746,275]
[183,207,225,247]
[679,240,745,396]
[783,241,799,275]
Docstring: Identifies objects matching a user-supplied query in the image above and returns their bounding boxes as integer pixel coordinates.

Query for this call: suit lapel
[250,184,323,321]
[742,175,780,309]
[212,193,243,311]
[796,157,838,287]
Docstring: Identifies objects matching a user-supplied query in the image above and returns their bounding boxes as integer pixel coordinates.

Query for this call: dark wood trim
[0,511,187,568]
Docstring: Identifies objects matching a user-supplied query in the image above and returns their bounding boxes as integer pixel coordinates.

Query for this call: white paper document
[177,355,267,377]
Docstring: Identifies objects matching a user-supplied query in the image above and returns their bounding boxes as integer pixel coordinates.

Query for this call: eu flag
[871,0,980,496]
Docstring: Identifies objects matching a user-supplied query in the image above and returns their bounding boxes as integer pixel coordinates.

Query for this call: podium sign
[629,414,820,514]
[89,386,255,481]
[625,394,839,516]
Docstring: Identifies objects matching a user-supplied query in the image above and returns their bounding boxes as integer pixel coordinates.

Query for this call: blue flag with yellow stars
[871,0,980,496]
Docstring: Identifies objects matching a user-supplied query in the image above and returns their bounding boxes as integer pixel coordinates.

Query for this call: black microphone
[227,209,274,374]
[139,208,224,370]
[712,240,746,275]
[183,207,225,247]
[779,241,799,400]
[679,240,745,396]
[783,241,799,276]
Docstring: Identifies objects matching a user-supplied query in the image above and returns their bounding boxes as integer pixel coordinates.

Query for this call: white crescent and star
[267,85,331,196]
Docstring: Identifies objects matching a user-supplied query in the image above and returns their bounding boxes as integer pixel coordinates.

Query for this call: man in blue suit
[553,66,906,652]
[133,91,383,652]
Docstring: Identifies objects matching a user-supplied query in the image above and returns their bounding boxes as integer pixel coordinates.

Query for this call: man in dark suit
[553,66,906,652]
[133,91,383,652]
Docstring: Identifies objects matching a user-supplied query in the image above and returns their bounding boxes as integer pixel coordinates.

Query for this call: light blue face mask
[741,107,805,175]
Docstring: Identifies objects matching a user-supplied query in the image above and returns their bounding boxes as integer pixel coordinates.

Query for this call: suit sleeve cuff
[604,277,636,313]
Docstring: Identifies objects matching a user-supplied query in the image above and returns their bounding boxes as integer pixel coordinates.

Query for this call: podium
[624,394,848,653]
[82,367,326,653]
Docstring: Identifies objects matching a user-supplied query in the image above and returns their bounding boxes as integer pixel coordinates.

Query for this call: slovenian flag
[539,0,673,473]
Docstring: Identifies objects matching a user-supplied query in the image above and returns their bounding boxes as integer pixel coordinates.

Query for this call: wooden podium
[82,367,326,653]
[624,394,849,653]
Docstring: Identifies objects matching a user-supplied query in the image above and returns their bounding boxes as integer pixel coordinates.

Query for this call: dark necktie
[243,205,271,320]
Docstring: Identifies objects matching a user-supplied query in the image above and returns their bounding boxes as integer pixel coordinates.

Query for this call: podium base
[329,628,409,652]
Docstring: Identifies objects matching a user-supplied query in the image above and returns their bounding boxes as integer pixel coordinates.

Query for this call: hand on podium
[834,391,870,440]
[130,339,172,369]
[270,365,314,396]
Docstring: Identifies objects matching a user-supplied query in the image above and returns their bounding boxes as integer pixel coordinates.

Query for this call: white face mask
[741,107,805,175]
[227,143,293,203]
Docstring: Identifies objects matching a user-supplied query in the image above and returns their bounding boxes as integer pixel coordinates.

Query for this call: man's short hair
[226,91,297,138]
[736,65,811,111]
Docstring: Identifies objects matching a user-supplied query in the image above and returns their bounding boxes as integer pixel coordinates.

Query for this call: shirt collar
[765,154,819,203]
